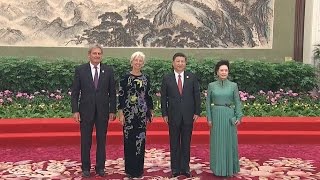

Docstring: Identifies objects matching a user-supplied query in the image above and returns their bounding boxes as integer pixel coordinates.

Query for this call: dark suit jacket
[161,71,201,125]
[71,63,116,122]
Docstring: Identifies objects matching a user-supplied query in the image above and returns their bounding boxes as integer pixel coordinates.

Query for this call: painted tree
[249,0,272,45]
[78,11,137,46]
[125,5,139,37]
[151,28,174,47]
[124,5,155,46]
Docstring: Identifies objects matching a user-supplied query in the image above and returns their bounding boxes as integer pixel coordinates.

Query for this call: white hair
[88,44,103,54]
[130,51,145,63]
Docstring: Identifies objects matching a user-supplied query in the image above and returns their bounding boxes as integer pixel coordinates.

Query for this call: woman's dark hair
[214,60,230,75]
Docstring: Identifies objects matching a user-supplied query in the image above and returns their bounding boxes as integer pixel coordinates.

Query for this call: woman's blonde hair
[130,51,145,63]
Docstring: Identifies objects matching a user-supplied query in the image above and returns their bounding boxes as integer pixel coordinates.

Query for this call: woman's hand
[234,120,240,126]
[118,110,125,125]
[208,121,213,127]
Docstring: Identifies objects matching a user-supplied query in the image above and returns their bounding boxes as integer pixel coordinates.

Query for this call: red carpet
[0,117,320,145]
[1,117,320,179]
[1,144,320,179]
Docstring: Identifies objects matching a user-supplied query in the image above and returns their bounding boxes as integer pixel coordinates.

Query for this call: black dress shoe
[96,169,105,177]
[171,172,180,177]
[82,170,90,178]
[126,174,134,179]
[181,172,192,178]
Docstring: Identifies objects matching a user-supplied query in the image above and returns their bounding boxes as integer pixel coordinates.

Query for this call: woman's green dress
[206,79,243,176]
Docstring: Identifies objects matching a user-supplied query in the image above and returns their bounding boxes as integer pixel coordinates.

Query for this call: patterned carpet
[1,144,320,180]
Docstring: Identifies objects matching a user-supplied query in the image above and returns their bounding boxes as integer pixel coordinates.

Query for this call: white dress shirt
[174,71,184,87]
[90,63,100,80]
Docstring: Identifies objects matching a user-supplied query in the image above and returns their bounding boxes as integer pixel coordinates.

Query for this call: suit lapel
[170,73,181,96]
[97,64,106,90]
[182,72,189,94]
[85,63,95,90]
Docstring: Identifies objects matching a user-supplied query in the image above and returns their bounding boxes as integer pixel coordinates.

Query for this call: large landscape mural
[0,0,274,48]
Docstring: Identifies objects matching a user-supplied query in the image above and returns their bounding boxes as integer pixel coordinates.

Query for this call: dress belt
[213,103,232,108]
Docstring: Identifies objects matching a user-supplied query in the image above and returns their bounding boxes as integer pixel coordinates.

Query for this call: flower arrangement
[0,89,319,118]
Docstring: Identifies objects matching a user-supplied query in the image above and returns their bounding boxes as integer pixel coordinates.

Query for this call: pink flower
[16,92,23,98]
[259,90,265,94]
[156,92,161,97]
[6,97,12,102]
[0,99,3,103]
[4,90,11,95]
[0,92,3,97]
[267,91,274,96]
[241,97,247,101]
[29,95,35,100]
[55,95,62,100]
[249,95,255,99]
[239,91,246,98]
[50,93,55,97]
[292,93,298,97]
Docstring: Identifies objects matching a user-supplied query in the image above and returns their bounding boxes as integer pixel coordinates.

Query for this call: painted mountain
[0,0,274,48]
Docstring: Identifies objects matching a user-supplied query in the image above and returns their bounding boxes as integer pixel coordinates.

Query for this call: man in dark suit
[71,44,116,178]
[161,53,201,178]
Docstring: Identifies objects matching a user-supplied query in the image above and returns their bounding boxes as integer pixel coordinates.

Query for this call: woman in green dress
[206,60,243,177]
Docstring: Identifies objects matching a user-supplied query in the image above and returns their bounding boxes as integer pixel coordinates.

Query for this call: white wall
[303,0,320,65]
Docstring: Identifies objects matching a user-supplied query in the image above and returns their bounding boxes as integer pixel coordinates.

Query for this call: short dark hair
[215,60,230,75]
[172,52,187,61]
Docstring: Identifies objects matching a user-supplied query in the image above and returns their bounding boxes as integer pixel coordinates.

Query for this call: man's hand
[163,116,168,123]
[73,112,80,123]
[193,114,199,121]
[147,110,154,123]
[109,113,116,121]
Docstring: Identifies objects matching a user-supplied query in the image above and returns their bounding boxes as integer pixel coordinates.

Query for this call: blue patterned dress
[118,72,153,177]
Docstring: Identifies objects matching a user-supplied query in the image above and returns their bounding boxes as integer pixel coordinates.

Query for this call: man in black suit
[71,44,116,178]
[161,53,201,178]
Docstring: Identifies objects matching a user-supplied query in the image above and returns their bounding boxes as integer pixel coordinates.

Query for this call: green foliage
[0,57,318,93]
[0,57,75,92]
[314,44,320,61]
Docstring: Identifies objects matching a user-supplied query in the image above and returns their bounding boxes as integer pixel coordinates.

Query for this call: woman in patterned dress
[118,51,153,178]
[206,60,243,177]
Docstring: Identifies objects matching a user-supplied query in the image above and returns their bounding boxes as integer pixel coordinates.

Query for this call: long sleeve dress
[118,72,153,178]
[206,79,243,177]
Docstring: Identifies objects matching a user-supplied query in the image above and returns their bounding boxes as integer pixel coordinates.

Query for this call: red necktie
[178,74,182,95]
[93,66,98,89]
